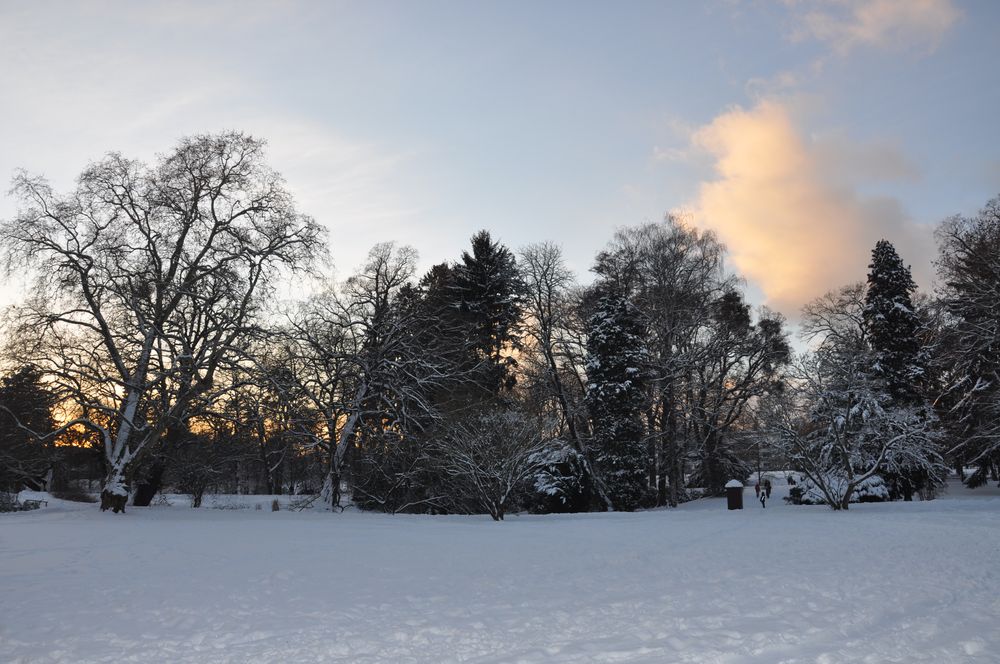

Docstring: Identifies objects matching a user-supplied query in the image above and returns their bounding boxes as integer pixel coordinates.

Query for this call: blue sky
[1,0,998,314]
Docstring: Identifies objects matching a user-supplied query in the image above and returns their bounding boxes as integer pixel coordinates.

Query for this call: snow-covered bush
[0,491,18,512]
[786,473,889,505]
[528,442,592,513]
[0,492,43,512]
[208,496,252,510]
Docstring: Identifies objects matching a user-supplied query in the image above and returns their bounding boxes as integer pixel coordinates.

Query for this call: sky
[1,0,998,317]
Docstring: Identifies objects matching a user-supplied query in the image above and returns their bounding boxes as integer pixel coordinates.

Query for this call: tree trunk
[100,462,129,513]
[321,383,367,510]
[100,491,127,513]
[669,441,683,508]
[646,433,657,498]
[320,467,342,510]
[132,461,165,506]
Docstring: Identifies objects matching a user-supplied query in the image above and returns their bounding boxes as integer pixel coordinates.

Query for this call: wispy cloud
[788,0,962,55]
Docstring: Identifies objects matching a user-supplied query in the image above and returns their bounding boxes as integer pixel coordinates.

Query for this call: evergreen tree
[862,240,940,500]
[452,230,525,395]
[863,240,923,402]
[0,365,57,492]
[585,294,649,510]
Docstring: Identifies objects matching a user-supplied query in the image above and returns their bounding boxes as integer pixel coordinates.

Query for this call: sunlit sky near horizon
[1,0,998,317]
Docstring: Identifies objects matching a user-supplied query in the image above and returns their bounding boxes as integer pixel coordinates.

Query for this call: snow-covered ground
[2,479,999,663]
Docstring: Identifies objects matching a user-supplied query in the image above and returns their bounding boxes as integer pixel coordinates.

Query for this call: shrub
[786,473,889,505]
[529,442,593,513]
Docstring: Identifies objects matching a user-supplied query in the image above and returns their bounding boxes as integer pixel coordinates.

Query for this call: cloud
[789,0,962,55]
[689,99,933,316]
[746,70,803,98]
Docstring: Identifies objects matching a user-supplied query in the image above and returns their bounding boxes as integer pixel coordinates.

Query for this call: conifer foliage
[0,366,57,492]
[585,294,649,510]
[862,240,942,499]
[453,230,526,395]
[863,240,923,402]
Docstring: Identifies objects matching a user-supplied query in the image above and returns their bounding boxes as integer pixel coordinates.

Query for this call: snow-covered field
[3,480,999,663]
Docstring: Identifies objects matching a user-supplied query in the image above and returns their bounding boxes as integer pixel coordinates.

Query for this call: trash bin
[725,479,744,510]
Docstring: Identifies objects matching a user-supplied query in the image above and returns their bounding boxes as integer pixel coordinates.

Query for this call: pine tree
[863,240,923,402]
[452,230,525,395]
[585,294,649,510]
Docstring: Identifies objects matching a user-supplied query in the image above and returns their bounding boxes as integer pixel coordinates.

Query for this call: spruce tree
[863,240,935,500]
[863,240,923,402]
[452,230,525,395]
[585,294,649,510]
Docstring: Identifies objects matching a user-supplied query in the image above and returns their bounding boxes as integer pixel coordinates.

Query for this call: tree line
[1,132,997,515]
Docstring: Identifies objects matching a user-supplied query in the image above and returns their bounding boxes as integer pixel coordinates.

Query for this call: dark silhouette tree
[0,365,57,492]
[864,240,923,402]
[453,230,525,396]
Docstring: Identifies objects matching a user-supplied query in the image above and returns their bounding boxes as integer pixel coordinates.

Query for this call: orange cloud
[690,100,932,316]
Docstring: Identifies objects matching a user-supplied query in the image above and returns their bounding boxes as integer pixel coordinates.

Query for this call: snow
[725,479,744,488]
[2,480,999,663]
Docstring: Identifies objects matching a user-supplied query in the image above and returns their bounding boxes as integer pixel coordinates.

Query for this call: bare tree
[1,133,321,512]
[518,242,612,508]
[427,410,551,520]
[683,293,790,494]
[933,197,1000,486]
[164,429,253,508]
[519,243,587,445]
[591,218,777,505]
[283,243,459,509]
